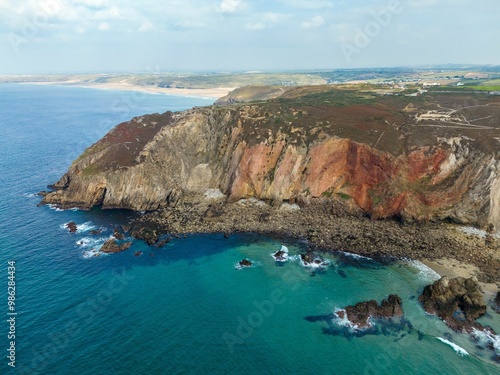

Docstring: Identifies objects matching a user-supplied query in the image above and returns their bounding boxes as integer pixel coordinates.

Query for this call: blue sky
[1,0,499,74]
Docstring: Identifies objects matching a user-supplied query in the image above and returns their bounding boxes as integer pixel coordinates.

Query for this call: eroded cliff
[43,88,500,231]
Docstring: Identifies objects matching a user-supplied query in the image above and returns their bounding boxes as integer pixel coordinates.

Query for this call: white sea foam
[340,251,372,261]
[76,236,109,249]
[471,328,500,355]
[76,222,97,233]
[49,204,65,212]
[405,259,441,282]
[234,260,260,270]
[23,192,38,198]
[82,248,108,259]
[271,246,289,262]
[78,235,113,259]
[47,204,80,212]
[60,221,98,233]
[436,337,469,356]
[333,308,371,331]
[299,255,331,269]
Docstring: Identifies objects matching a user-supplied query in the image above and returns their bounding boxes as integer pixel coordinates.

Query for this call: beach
[22,81,234,100]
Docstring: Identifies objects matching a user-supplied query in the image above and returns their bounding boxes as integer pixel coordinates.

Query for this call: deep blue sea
[0,83,499,375]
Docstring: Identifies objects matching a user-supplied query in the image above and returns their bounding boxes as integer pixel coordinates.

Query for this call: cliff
[43,87,500,231]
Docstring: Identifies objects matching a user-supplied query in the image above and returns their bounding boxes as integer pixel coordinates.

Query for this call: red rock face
[223,134,487,223]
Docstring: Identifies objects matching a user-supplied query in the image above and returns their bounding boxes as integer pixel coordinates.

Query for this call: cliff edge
[43,87,500,231]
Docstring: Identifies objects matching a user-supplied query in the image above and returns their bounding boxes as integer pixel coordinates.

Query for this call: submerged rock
[419,277,487,331]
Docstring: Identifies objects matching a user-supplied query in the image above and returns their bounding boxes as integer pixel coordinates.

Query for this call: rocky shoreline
[124,195,500,283]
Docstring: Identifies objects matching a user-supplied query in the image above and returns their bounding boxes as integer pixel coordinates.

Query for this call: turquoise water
[0,84,499,374]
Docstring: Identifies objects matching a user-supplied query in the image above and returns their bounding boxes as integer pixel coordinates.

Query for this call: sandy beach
[23,81,234,100]
[423,258,499,302]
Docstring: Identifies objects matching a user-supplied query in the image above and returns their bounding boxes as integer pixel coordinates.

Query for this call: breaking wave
[48,204,80,212]
[60,221,100,233]
[405,259,441,282]
[436,337,469,356]
[340,251,372,261]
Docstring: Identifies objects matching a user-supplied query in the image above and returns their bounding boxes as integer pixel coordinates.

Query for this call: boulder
[419,277,486,331]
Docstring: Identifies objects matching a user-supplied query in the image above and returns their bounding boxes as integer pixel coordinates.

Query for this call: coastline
[122,196,500,285]
[19,81,234,100]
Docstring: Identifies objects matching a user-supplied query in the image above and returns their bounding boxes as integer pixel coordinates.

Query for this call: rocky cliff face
[42,88,500,231]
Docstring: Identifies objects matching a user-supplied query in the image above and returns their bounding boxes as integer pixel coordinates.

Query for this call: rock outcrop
[65,222,77,234]
[100,239,133,254]
[419,277,487,331]
[339,294,404,328]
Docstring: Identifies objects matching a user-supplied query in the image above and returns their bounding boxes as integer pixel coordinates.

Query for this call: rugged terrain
[41,86,500,280]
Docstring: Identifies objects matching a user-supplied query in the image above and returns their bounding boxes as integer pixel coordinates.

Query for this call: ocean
[0,83,499,374]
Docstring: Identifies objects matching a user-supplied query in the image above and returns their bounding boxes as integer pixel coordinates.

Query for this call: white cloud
[263,12,288,23]
[245,22,266,30]
[218,0,244,14]
[98,22,109,31]
[280,0,334,10]
[139,22,155,32]
[174,20,206,29]
[301,15,324,28]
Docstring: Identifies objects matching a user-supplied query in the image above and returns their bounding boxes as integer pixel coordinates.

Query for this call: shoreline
[120,197,500,285]
[18,81,234,100]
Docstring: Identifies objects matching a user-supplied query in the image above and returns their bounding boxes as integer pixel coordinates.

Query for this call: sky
[0,0,499,74]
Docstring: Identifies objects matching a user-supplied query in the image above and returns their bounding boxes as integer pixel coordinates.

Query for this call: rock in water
[419,277,487,331]
[66,222,78,233]
[100,239,133,254]
[344,294,404,328]
[239,259,253,268]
